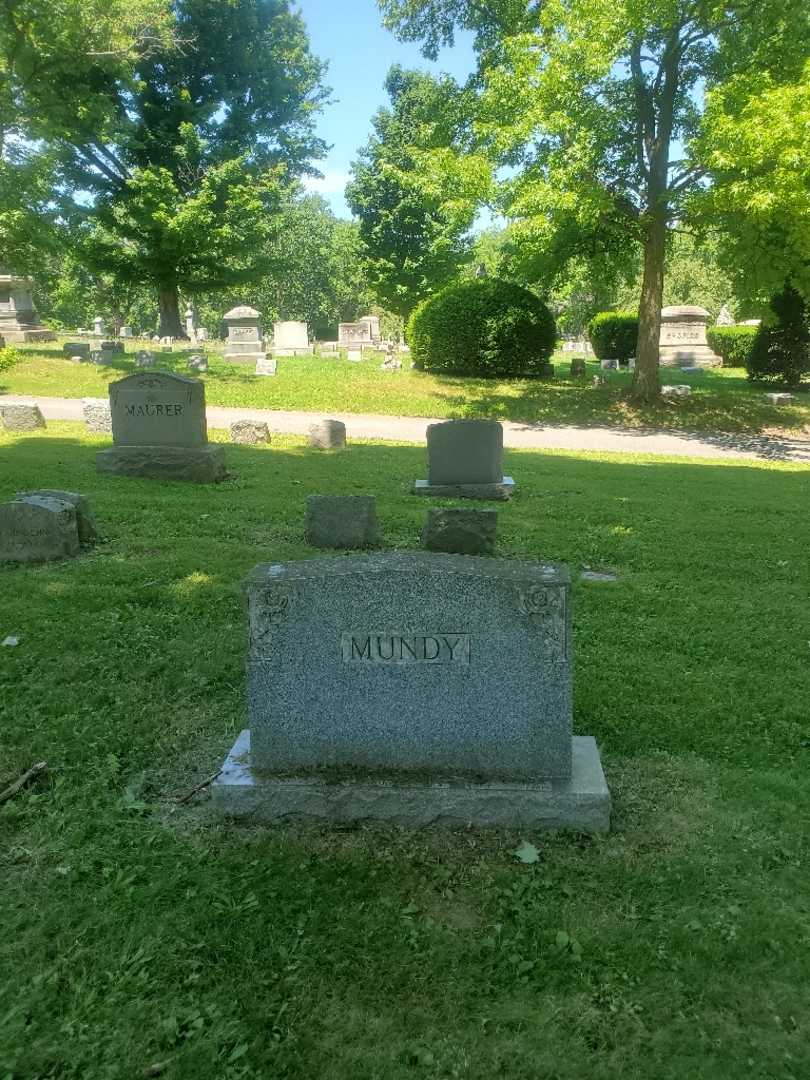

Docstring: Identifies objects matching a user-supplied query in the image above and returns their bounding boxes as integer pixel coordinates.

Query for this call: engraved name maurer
[342,633,470,664]
[124,403,184,417]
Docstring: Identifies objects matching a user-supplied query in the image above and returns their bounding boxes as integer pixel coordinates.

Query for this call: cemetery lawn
[5,339,810,436]
[2,422,810,1080]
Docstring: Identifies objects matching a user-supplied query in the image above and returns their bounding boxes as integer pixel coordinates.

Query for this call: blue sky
[297,0,477,218]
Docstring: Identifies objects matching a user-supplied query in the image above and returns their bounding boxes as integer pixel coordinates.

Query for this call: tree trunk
[157,284,188,339]
[632,208,666,401]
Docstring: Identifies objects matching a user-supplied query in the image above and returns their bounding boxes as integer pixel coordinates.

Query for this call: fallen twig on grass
[175,770,222,804]
[0,761,48,806]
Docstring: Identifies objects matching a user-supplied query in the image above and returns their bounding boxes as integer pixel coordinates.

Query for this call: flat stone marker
[230,419,270,445]
[346,347,362,362]
[96,371,226,483]
[255,356,277,376]
[305,495,378,550]
[600,358,618,370]
[213,552,610,830]
[415,419,514,500]
[765,392,794,405]
[16,489,99,545]
[1,403,46,431]
[188,354,208,373]
[82,397,112,434]
[135,350,155,368]
[422,508,497,556]
[661,384,691,398]
[308,419,346,450]
[0,496,80,562]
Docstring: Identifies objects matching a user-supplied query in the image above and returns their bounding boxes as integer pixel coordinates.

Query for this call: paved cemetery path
[3,394,809,463]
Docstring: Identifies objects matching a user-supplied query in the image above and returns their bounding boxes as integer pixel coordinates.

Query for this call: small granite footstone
[305,495,378,549]
[16,489,99,545]
[255,356,277,376]
[188,354,208,373]
[416,419,514,500]
[212,552,610,831]
[135,350,155,368]
[422,507,497,556]
[680,366,705,375]
[230,420,270,445]
[346,348,362,362]
[600,358,618,370]
[1,403,46,431]
[308,419,346,450]
[0,496,80,562]
[581,570,618,583]
[661,384,691,398]
[765,392,794,405]
[82,397,112,434]
[63,342,90,360]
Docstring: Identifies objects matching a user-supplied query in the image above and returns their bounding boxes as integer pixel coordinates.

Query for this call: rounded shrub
[587,312,639,361]
[706,325,757,369]
[0,345,21,377]
[746,286,810,387]
[407,279,557,378]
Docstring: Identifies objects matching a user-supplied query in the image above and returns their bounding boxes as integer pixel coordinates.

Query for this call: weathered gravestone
[255,356,277,376]
[569,357,586,378]
[415,419,514,500]
[223,305,266,365]
[230,419,270,445]
[658,306,721,368]
[16,489,99,544]
[213,552,610,830]
[187,354,208,373]
[63,342,90,360]
[1,403,46,431]
[0,496,80,562]
[136,350,155,368]
[82,398,112,434]
[346,347,362,363]
[422,507,497,556]
[0,275,55,343]
[272,321,312,356]
[308,419,346,450]
[96,371,226,482]
[305,495,378,549]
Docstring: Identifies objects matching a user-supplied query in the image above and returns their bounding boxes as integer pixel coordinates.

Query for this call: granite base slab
[96,444,227,483]
[212,731,610,832]
[414,477,515,501]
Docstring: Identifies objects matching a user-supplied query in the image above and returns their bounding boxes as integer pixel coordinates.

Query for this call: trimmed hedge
[407,279,557,378]
[706,325,757,368]
[746,287,810,387]
[587,312,638,361]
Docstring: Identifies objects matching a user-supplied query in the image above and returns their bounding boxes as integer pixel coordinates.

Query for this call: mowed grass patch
[1,424,809,1080]
[4,338,810,435]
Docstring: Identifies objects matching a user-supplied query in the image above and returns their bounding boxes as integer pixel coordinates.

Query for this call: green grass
[1,423,809,1079]
[4,338,810,435]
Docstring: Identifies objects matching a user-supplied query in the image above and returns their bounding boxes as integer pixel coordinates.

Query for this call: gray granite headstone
[16,489,99,545]
[213,552,610,830]
[0,496,80,562]
[415,419,514,500]
[63,342,90,360]
[136,350,155,368]
[305,495,378,549]
[422,507,497,556]
[1,404,46,431]
[96,371,225,482]
[308,419,346,450]
[569,358,586,378]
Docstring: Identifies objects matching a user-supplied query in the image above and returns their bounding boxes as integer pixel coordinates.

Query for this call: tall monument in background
[0,275,55,343]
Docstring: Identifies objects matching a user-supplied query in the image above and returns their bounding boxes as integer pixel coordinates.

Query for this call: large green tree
[346,65,491,320]
[54,0,328,336]
[380,0,809,400]
[0,0,175,272]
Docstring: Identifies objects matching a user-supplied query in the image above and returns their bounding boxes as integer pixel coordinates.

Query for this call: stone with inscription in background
[82,398,112,434]
[63,342,90,360]
[658,306,721,368]
[339,320,373,346]
[255,356,277,376]
[0,495,80,562]
[308,419,346,450]
[415,419,514,500]
[187,354,208,373]
[1,403,46,431]
[230,419,270,445]
[422,507,497,556]
[272,320,313,356]
[96,371,226,482]
[136,350,155,368]
[223,305,267,365]
[661,384,691,398]
[213,552,610,831]
[306,494,378,550]
[0,276,55,343]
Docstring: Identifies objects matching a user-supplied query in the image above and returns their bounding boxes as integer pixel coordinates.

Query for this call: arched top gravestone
[109,372,207,447]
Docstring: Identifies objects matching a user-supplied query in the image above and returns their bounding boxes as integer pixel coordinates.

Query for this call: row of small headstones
[0,485,492,563]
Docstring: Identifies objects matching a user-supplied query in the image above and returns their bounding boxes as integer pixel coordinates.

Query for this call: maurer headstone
[415,419,514,500]
[213,552,610,830]
[96,371,226,482]
[659,306,721,368]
